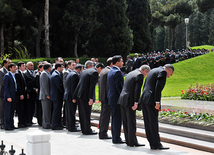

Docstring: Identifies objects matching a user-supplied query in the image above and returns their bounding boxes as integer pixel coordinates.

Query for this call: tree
[60,0,100,57]
[44,0,50,58]
[0,0,15,55]
[197,0,214,13]
[88,0,133,58]
[150,0,194,49]
[126,0,152,53]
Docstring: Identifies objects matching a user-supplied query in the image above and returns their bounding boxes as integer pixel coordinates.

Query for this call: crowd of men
[124,49,209,73]
[0,55,175,150]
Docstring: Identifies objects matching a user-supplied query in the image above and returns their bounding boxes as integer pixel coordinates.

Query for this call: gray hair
[164,64,174,72]
[85,60,93,68]
[140,65,151,71]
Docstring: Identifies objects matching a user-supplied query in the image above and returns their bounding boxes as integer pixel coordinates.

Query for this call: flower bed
[181,83,214,101]
[159,109,214,123]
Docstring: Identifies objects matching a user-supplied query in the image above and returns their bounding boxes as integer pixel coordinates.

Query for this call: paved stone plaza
[0,117,212,155]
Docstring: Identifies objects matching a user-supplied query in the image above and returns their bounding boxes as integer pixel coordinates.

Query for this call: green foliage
[162,52,214,97]
[150,0,194,49]
[197,0,214,13]
[159,109,214,123]
[88,0,133,58]
[181,83,214,101]
[9,45,31,59]
[190,45,214,51]
[126,0,152,53]
[0,53,12,61]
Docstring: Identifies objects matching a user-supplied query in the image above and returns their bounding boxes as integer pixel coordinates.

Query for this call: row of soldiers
[125,49,209,73]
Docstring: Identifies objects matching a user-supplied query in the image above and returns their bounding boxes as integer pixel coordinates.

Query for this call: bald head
[26,62,34,71]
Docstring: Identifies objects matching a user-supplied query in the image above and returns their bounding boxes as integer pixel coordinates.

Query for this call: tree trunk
[74,34,78,58]
[36,14,43,58]
[169,27,174,50]
[11,24,15,47]
[44,0,50,58]
[0,25,4,55]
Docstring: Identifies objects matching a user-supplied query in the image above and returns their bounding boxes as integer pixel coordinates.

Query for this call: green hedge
[0,57,108,69]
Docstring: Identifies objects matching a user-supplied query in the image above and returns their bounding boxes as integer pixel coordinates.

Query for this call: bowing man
[118,65,150,147]
[139,64,174,150]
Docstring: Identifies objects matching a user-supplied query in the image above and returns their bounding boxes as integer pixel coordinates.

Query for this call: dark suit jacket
[118,69,144,108]
[24,69,36,95]
[63,70,79,101]
[139,67,166,107]
[98,66,111,102]
[50,70,64,101]
[3,72,17,102]
[15,70,26,101]
[0,67,8,97]
[107,66,124,106]
[73,68,98,101]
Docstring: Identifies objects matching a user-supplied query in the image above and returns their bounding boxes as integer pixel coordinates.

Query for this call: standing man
[15,61,27,128]
[3,63,17,130]
[98,57,113,139]
[24,62,36,126]
[64,65,83,132]
[39,63,52,129]
[139,64,174,150]
[50,63,64,130]
[35,64,44,126]
[107,55,124,144]
[0,59,11,129]
[73,62,104,135]
[63,60,76,90]
[125,55,133,74]
[118,65,150,147]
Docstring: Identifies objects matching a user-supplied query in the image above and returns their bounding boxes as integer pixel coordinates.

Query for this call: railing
[0,141,26,155]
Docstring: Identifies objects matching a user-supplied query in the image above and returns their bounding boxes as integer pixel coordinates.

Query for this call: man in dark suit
[98,57,113,139]
[39,63,52,129]
[139,64,174,150]
[118,65,150,147]
[0,59,11,129]
[3,63,17,130]
[24,62,36,126]
[35,64,44,126]
[51,57,64,74]
[15,61,27,128]
[50,63,64,130]
[107,55,124,144]
[125,55,133,74]
[73,62,104,135]
[64,65,83,132]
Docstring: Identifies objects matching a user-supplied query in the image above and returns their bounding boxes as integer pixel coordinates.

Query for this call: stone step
[90,118,214,153]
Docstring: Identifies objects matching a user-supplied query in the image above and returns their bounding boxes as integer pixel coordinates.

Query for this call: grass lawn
[95,52,214,99]
[190,45,214,51]
[162,52,214,97]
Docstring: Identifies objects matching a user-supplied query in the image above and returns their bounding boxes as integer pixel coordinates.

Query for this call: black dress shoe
[129,143,145,147]
[13,127,18,129]
[1,125,5,129]
[18,124,26,128]
[68,128,81,132]
[5,128,14,131]
[113,140,126,144]
[52,126,64,130]
[151,145,170,150]
[43,126,51,129]
[99,136,112,139]
[83,131,97,135]
[134,143,145,147]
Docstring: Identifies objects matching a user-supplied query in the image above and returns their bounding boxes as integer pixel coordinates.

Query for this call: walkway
[0,117,213,155]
